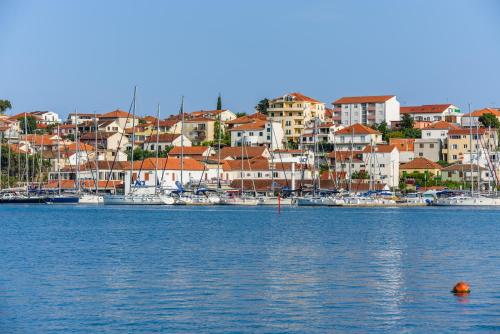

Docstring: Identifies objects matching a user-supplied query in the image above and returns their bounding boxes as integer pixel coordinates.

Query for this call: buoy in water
[452,281,470,294]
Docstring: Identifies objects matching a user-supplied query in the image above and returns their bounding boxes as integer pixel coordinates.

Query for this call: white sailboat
[79,111,103,204]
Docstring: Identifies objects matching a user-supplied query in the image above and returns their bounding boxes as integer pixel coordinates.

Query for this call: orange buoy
[452,281,470,294]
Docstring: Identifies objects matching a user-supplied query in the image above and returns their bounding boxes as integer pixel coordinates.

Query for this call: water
[0,205,499,333]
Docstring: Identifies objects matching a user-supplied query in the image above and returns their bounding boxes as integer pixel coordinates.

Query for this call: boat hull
[103,194,164,205]
[45,196,80,204]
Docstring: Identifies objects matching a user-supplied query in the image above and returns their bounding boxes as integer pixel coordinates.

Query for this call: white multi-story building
[400,104,461,123]
[67,113,100,125]
[421,121,461,143]
[332,95,400,127]
[333,123,383,151]
[229,120,284,149]
[31,111,61,125]
[299,122,344,148]
[362,144,400,188]
[267,92,326,143]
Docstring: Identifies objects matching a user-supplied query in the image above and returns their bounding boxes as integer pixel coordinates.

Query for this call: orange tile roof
[190,109,227,117]
[400,157,443,170]
[44,180,122,189]
[156,133,181,143]
[400,104,454,115]
[335,123,380,135]
[272,92,322,103]
[448,128,489,135]
[333,95,395,104]
[225,113,267,125]
[220,146,268,160]
[169,146,210,155]
[389,138,415,152]
[229,119,267,131]
[184,117,215,123]
[61,142,95,152]
[423,121,461,130]
[463,108,500,117]
[23,134,56,146]
[132,157,204,171]
[100,109,131,118]
[327,150,364,160]
[362,144,397,153]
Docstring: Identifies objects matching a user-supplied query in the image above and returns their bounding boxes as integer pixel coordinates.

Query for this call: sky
[1,0,500,118]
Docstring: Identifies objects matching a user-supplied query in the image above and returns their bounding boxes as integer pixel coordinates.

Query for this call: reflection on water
[0,205,499,333]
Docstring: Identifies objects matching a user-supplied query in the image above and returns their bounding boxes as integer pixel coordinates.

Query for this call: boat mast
[216,112,222,192]
[0,132,2,191]
[75,108,80,193]
[313,117,319,196]
[23,113,29,195]
[155,104,160,192]
[349,126,354,194]
[57,124,61,195]
[270,119,274,195]
[476,122,480,193]
[468,103,473,194]
[94,111,99,194]
[130,86,137,194]
[7,128,11,187]
[180,97,185,187]
[241,134,244,195]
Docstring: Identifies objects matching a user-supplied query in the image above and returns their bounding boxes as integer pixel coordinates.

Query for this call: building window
[249,132,254,136]
[452,155,457,160]
[430,144,434,148]
[237,132,241,137]
[419,144,424,148]
[259,132,263,136]
[452,144,457,149]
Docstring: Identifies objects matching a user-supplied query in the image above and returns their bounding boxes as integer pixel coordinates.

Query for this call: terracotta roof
[131,157,204,171]
[272,92,322,103]
[362,144,397,153]
[327,150,364,160]
[60,142,95,152]
[158,119,181,128]
[220,146,268,160]
[389,138,415,152]
[335,123,380,135]
[100,109,131,118]
[463,108,500,117]
[10,112,43,120]
[400,104,454,115]
[400,157,442,170]
[225,113,267,125]
[229,119,267,131]
[184,117,215,123]
[423,121,461,130]
[333,95,395,104]
[190,109,228,117]
[44,180,122,189]
[169,146,210,156]
[22,134,57,146]
[273,149,304,154]
[63,161,130,172]
[222,158,307,172]
[155,133,181,143]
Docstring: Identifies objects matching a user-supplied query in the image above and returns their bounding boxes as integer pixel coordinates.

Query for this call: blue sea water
[0,205,499,333]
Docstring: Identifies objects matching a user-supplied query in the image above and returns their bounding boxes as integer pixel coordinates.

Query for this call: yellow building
[446,128,498,164]
[267,92,326,143]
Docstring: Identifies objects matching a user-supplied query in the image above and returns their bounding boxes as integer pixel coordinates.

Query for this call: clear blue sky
[1,0,499,118]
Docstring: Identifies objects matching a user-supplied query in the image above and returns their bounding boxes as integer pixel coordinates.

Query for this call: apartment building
[446,128,498,165]
[332,95,400,127]
[267,92,326,143]
[229,119,284,149]
[333,123,383,151]
[400,104,461,123]
[461,108,500,127]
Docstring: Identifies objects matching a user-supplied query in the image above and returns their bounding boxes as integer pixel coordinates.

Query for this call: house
[183,117,216,145]
[20,134,60,152]
[272,149,314,165]
[333,123,383,151]
[446,128,498,164]
[99,109,138,129]
[267,92,326,143]
[80,132,129,152]
[362,144,400,188]
[400,104,461,123]
[67,113,100,125]
[219,146,270,160]
[421,121,461,143]
[440,163,492,189]
[229,119,284,149]
[30,111,61,125]
[389,138,415,163]
[0,116,20,139]
[461,108,500,127]
[168,146,212,159]
[414,138,442,162]
[400,157,442,177]
[189,109,237,123]
[332,95,400,127]
[299,122,343,148]
[225,112,267,129]
[142,133,191,152]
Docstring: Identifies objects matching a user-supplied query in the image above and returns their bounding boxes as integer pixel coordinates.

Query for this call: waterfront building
[389,138,415,163]
[446,127,498,164]
[460,108,500,127]
[440,163,491,188]
[267,92,326,143]
[80,131,129,152]
[333,123,383,151]
[229,119,284,149]
[400,104,461,123]
[414,138,442,162]
[299,122,343,149]
[142,133,191,151]
[332,95,400,127]
[399,157,443,177]
[361,144,400,188]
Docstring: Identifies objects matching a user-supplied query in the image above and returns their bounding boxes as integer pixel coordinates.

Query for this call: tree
[400,114,414,130]
[216,93,222,110]
[255,98,270,115]
[479,113,500,128]
[402,127,421,139]
[373,121,390,141]
[235,112,247,118]
[20,116,37,134]
[0,100,12,114]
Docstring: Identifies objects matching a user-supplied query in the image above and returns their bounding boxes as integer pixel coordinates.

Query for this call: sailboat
[79,112,104,204]
[103,89,163,205]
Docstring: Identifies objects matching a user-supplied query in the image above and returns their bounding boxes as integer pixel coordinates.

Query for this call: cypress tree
[216,93,222,110]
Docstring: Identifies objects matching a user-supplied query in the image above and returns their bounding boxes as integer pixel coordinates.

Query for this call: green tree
[372,121,390,141]
[20,116,37,134]
[0,100,12,114]
[478,113,500,128]
[216,93,222,110]
[400,114,414,130]
[235,112,247,118]
[402,127,421,139]
[255,98,270,115]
